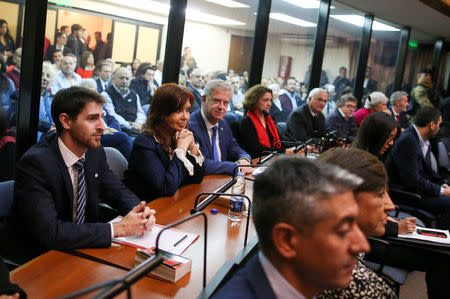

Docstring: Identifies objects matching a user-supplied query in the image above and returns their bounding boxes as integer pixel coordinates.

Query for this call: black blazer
[386,127,446,197]
[187,86,203,112]
[44,45,72,62]
[12,133,139,258]
[286,104,326,142]
[388,107,409,129]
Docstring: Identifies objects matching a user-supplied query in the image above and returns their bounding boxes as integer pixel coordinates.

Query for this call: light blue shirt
[48,71,82,94]
[259,251,308,299]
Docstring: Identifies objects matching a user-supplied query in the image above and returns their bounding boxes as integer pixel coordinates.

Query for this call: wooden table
[11,175,256,299]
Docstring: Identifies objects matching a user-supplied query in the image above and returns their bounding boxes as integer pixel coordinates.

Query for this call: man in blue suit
[213,157,369,299]
[189,79,252,176]
[388,91,410,129]
[387,106,450,228]
[11,86,156,260]
[187,67,204,112]
[95,61,112,93]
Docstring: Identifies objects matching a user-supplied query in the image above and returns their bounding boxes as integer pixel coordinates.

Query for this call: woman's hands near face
[176,129,194,153]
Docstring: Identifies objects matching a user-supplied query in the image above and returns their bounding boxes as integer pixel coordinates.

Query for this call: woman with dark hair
[238,84,295,158]
[352,111,400,162]
[129,62,158,106]
[76,51,95,78]
[125,83,204,201]
[317,148,398,298]
[0,20,15,65]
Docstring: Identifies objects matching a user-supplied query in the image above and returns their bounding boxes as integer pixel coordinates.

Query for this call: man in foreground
[213,156,369,298]
[12,86,156,260]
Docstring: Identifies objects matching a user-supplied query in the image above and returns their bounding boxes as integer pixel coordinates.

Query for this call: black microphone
[262,110,300,143]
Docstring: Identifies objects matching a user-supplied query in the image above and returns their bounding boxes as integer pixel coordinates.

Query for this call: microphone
[262,110,300,143]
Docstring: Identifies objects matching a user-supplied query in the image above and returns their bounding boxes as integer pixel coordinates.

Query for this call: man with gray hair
[213,156,369,298]
[188,79,252,175]
[286,87,328,142]
[389,91,410,129]
[102,67,146,134]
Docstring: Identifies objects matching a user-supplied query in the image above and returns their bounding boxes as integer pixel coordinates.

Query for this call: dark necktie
[74,158,86,224]
[212,126,219,161]
[395,114,400,123]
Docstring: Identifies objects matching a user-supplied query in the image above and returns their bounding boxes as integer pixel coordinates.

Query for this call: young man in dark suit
[213,157,369,299]
[12,86,156,260]
[286,88,327,142]
[189,79,252,176]
[386,106,450,228]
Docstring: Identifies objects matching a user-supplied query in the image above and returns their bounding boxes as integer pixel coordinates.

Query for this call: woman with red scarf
[238,85,295,158]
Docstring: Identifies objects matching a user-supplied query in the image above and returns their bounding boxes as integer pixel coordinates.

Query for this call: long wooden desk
[10,175,256,299]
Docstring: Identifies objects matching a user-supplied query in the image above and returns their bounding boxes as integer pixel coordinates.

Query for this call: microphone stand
[257,150,280,165]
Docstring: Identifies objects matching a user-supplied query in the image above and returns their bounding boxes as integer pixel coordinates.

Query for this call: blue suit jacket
[212,253,276,299]
[125,134,205,201]
[12,133,139,259]
[95,77,109,94]
[189,110,251,175]
[325,108,358,143]
[386,127,446,197]
[187,86,203,112]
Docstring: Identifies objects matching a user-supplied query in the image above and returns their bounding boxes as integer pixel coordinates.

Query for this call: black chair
[0,180,20,270]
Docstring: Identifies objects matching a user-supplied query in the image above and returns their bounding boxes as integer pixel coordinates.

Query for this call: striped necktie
[74,158,86,224]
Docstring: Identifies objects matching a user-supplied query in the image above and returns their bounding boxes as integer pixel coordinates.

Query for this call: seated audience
[48,54,82,93]
[0,20,15,65]
[38,62,57,138]
[326,93,358,143]
[76,51,95,78]
[238,85,296,158]
[125,83,204,201]
[333,66,351,101]
[354,91,388,126]
[11,86,156,261]
[189,79,252,176]
[279,77,300,115]
[102,67,146,135]
[352,111,400,162]
[0,106,14,182]
[45,31,71,62]
[268,83,289,122]
[79,78,132,160]
[321,83,336,118]
[389,91,410,129]
[129,62,158,106]
[317,148,397,298]
[51,49,63,69]
[386,106,450,229]
[213,156,369,298]
[0,55,14,112]
[5,48,21,91]
[94,61,112,93]
[286,87,327,142]
[187,67,204,112]
[154,60,163,86]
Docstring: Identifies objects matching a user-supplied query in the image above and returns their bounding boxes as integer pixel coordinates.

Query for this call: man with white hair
[389,91,410,129]
[286,88,328,142]
[102,67,146,134]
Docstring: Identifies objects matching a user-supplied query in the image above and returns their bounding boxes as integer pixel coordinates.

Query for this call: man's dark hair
[252,156,361,253]
[95,31,102,38]
[414,106,441,127]
[51,86,106,135]
[71,24,82,34]
[135,62,153,77]
[53,49,62,56]
[283,76,296,88]
[55,32,64,40]
[60,25,68,32]
[187,67,198,78]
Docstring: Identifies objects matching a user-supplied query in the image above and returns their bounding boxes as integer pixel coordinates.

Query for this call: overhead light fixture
[204,0,250,8]
[283,0,334,9]
[330,15,400,31]
[270,13,316,27]
[100,0,245,26]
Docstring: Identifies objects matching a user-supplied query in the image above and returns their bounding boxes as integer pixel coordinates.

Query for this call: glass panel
[112,21,136,63]
[261,0,319,120]
[182,0,257,115]
[322,1,364,107]
[366,17,401,98]
[136,26,160,65]
[1,1,22,181]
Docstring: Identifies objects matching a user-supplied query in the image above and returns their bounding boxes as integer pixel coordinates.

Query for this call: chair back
[104,147,128,180]
[0,180,14,218]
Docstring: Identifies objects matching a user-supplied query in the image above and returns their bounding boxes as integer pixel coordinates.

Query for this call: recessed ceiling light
[270,13,316,27]
[330,15,400,31]
[188,9,246,25]
[204,0,250,8]
[283,0,334,9]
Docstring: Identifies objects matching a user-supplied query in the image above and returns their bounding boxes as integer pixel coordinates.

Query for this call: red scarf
[247,110,280,148]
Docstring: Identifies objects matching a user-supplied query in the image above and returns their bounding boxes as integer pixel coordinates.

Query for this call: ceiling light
[187,9,246,25]
[330,15,400,31]
[270,13,316,27]
[204,0,250,8]
[101,0,170,14]
[283,0,334,9]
